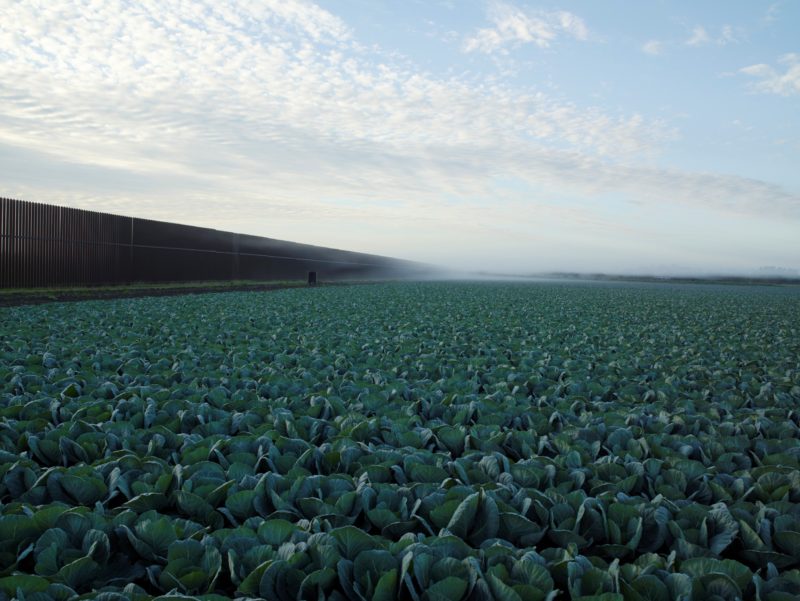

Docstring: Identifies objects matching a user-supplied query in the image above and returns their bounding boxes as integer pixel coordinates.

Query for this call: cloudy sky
[1,0,798,274]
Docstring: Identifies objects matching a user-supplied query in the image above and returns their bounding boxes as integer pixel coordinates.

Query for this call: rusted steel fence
[0,198,417,288]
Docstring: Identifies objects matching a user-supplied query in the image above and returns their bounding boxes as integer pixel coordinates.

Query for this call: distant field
[1,282,799,600]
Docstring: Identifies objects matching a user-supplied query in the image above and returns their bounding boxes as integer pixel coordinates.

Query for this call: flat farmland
[1,282,799,601]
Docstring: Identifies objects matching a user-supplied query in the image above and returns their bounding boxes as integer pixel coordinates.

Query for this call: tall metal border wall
[0,198,421,288]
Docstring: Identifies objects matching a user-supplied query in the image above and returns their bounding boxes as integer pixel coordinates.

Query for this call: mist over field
[1,1,798,274]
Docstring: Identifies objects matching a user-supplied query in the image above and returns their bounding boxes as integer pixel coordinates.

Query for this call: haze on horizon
[1,1,798,276]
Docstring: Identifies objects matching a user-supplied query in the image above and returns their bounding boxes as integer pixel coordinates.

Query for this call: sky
[1,0,799,275]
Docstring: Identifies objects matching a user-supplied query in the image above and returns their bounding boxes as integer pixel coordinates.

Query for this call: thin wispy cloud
[686,24,741,47]
[686,26,710,47]
[763,2,781,25]
[463,1,588,54]
[0,1,659,181]
[642,40,664,56]
[740,54,800,96]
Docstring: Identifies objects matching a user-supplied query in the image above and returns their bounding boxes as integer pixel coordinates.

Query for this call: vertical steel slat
[120,214,125,284]
[0,199,5,288]
[54,204,60,286]
[17,199,23,288]
[63,204,69,286]
[21,199,26,288]
[83,208,88,286]
[9,199,14,288]
[76,208,80,285]
[70,205,74,286]
[1,199,6,288]
[92,209,98,285]
[99,211,105,284]
[95,209,100,285]
[130,217,135,284]
[50,204,56,287]
[93,210,98,285]
[27,200,33,287]
[18,199,24,288]
[126,215,132,284]
[80,207,84,285]
[61,205,67,287]
[4,198,9,288]
[31,201,36,287]
[15,199,20,288]
[88,209,93,285]
[114,214,120,284]
[41,202,47,288]
[81,209,86,285]
[115,213,121,284]
[19,198,24,288]
[103,212,109,284]
[71,205,76,286]
[43,203,49,287]
[115,213,120,284]
[74,206,79,285]
[43,203,48,287]
[74,207,79,285]
[61,203,67,286]
[88,208,93,285]
[58,204,65,286]
[12,199,18,287]
[102,211,108,284]
[0,199,7,288]
[23,200,30,288]
[26,200,31,288]
[79,208,84,285]
[44,203,49,287]
[55,204,59,286]
[0,199,6,288]
[32,201,37,287]
[35,201,41,287]
[108,212,113,284]
[98,210,104,285]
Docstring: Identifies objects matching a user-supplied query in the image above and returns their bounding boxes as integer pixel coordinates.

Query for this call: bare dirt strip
[0,281,372,308]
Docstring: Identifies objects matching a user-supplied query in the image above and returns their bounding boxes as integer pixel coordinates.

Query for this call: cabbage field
[0,281,799,601]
